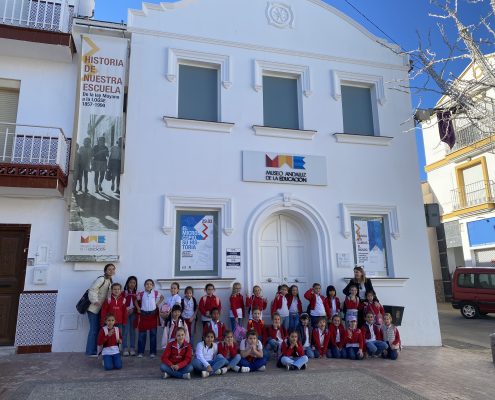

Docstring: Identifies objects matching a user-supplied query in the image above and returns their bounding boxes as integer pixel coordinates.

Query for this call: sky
[94,0,493,181]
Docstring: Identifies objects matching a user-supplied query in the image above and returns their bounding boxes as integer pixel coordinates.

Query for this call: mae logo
[81,235,106,244]
[265,154,305,170]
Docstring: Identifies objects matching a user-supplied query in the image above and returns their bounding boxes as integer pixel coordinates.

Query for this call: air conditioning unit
[78,0,95,18]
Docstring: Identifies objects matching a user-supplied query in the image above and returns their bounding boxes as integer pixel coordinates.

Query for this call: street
[437,302,495,349]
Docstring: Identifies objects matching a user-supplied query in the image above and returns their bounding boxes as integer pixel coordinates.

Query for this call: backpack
[233,324,247,342]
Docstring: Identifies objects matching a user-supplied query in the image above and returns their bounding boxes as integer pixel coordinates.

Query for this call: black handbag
[76,290,91,314]
[76,276,106,314]
[105,169,113,181]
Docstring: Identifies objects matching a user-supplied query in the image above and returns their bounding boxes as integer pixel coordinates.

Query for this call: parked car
[451,267,495,319]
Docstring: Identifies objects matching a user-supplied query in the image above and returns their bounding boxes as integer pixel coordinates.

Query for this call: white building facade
[0,0,441,353]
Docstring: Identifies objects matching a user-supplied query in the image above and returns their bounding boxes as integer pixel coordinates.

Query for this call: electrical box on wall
[32,266,48,285]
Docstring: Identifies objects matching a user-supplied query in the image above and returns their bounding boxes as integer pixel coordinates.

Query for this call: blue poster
[179,214,214,271]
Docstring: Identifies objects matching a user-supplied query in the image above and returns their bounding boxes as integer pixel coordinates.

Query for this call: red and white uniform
[229,293,245,319]
[287,295,303,314]
[136,290,160,331]
[264,325,287,345]
[162,318,190,348]
[97,326,120,356]
[161,341,193,368]
[218,341,239,359]
[325,296,341,318]
[304,289,331,317]
[329,324,346,349]
[363,301,385,325]
[124,289,137,314]
[271,292,290,317]
[100,294,128,326]
[198,294,221,322]
[312,327,330,355]
[247,319,265,338]
[202,319,226,341]
[246,295,268,319]
[343,296,361,323]
[381,324,401,350]
[280,340,305,358]
[361,323,383,343]
[344,328,364,350]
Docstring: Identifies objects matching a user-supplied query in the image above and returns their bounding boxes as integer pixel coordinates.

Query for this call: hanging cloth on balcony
[437,110,456,149]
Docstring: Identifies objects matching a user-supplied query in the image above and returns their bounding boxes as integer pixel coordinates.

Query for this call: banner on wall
[179,214,215,272]
[66,35,128,261]
[352,217,387,276]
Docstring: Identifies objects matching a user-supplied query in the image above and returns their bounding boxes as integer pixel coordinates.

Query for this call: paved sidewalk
[0,347,493,400]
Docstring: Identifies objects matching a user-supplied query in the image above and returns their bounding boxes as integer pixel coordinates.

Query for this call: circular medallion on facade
[266,2,294,29]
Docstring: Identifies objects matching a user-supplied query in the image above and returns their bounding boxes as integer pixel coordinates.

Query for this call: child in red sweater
[198,283,222,330]
[246,285,268,320]
[305,283,331,328]
[361,311,388,357]
[160,327,193,379]
[264,313,287,357]
[100,283,128,330]
[363,290,385,326]
[202,308,226,342]
[229,282,244,331]
[343,285,361,328]
[247,308,264,341]
[218,330,247,372]
[311,316,331,358]
[345,317,364,360]
[279,330,309,371]
[328,314,346,359]
[325,285,341,319]
[97,314,122,370]
[271,284,290,330]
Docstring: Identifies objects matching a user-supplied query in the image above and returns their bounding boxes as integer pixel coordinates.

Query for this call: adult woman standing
[85,263,116,356]
[342,266,374,327]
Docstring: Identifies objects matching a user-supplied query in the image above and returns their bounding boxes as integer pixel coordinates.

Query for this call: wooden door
[0,225,29,346]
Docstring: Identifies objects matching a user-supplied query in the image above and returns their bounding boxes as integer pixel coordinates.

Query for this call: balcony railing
[0,0,72,33]
[0,122,70,176]
[451,180,495,210]
[449,121,493,153]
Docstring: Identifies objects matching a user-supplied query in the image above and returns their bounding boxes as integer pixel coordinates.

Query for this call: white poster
[353,218,387,276]
[179,214,215,271]
[67,35,128,261]
[242,151,327,186]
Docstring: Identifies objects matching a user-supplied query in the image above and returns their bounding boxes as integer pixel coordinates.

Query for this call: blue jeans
[365,340,388,356]
[314,348,332,358]
[383,342,399,360]
[289,313,299,331]
[192,355,228,374]
[239,357,266,371]
[103,353,122,370]
[304,346,315,359]
[226,354,241,369]
[329,345,346,359]
[86,311,100,356]
[265,338,281,353]
[280,355,308,370]
[346,347,363,360]
[230,317,242,331]
[281,316,289,331]
[123,313,136,350]
[160,363,193,378]
[138,328,157,355]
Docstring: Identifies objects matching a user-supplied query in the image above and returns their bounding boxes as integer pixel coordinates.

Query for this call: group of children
[96,277,401,375]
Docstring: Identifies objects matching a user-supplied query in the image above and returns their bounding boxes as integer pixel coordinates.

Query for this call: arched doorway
[246,194,333,304]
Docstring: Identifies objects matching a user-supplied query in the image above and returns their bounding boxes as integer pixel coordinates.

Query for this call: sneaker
[201,371,209,378]
[183,373,191,380]
[162,373,169,379]
[123,351,130,357]
[87,354,98,358]
[220,367,228,375]
[214,369,222,375]
[150,354,156,358]
[301,364,307,370]
[240,367,250,373]
[286,364,291,371]
[232,366,240,372]
[137,354,143,358]
[130,350,136,356]
[258,365,266,372]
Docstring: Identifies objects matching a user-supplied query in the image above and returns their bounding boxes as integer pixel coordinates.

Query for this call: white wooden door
[259,214,308,292]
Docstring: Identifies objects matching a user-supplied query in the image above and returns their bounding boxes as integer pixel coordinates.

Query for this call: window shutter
[263,76,299,130]
[0,88,19,162]
[341,85,375,136]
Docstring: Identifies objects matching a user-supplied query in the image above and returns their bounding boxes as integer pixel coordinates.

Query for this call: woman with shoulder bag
[86,263,116,356]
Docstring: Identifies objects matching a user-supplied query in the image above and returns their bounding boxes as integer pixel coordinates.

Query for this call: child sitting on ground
[345,316,364,360]
[328,314,347,359]
[192,331,228,378]
[361,311,388,357]
[312,316,331,358]
[218,330,249,373]
[160,327,193,380]
[97,313,122,371]
[264,312,287,359]
[381,313,401,360]
[239,329,267,372]
[278,330,309,371]
[296,313,314,358]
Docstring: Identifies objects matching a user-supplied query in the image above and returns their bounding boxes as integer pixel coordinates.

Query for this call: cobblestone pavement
[0,346,493,400]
